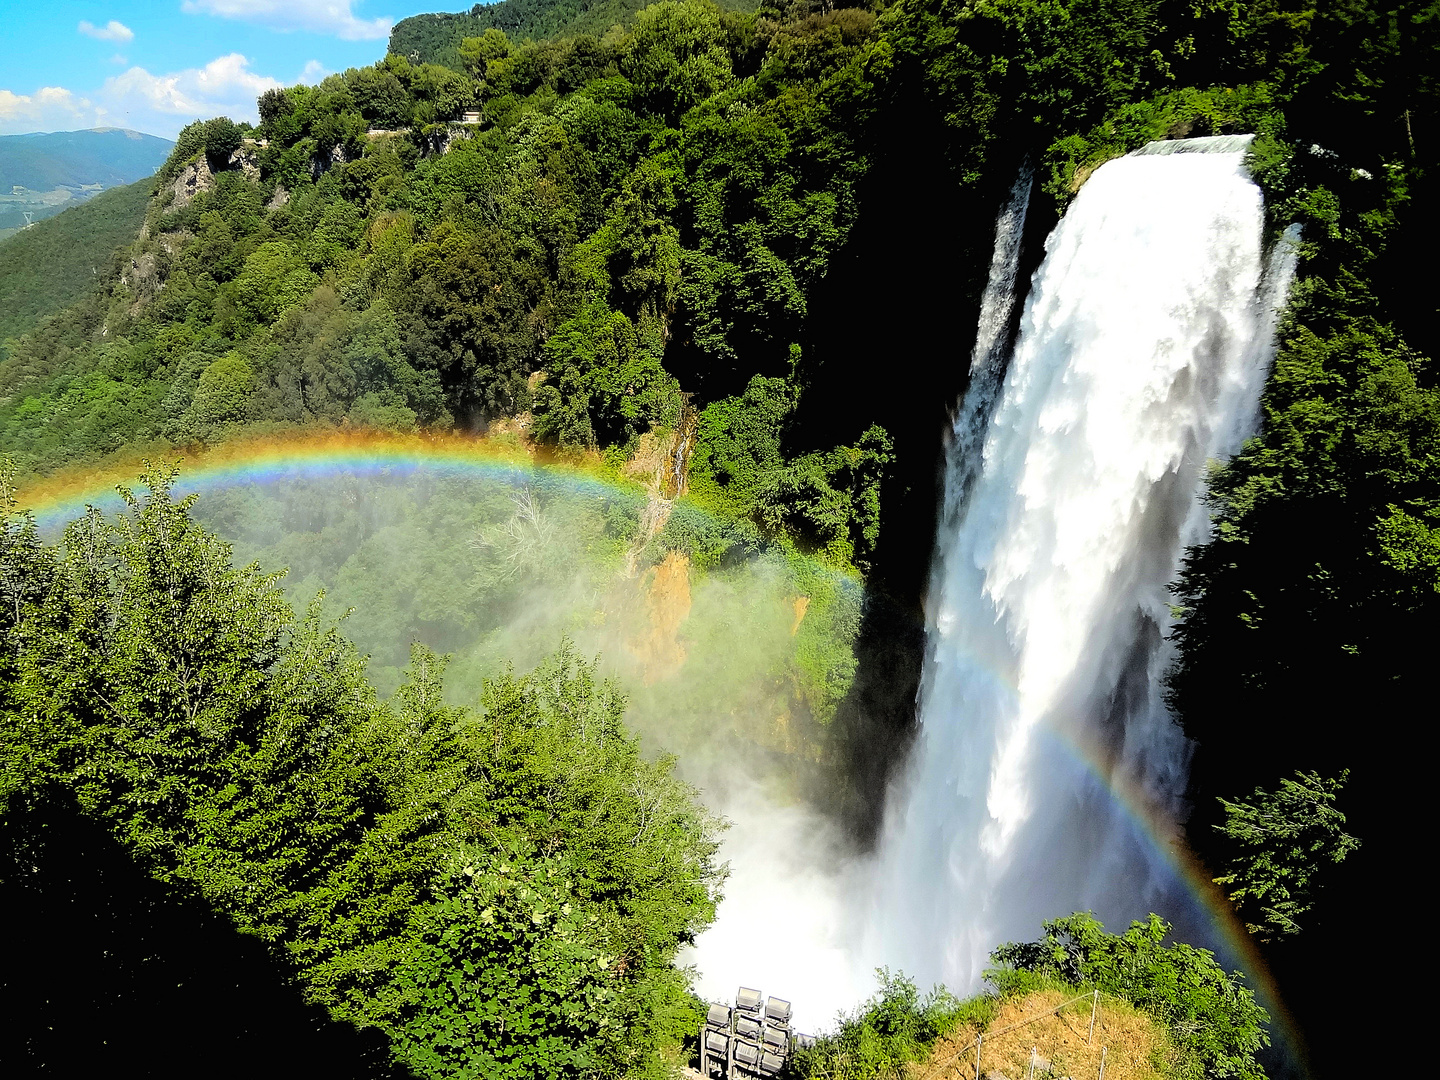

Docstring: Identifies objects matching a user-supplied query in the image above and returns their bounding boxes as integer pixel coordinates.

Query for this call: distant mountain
[0,128,171,235]
[390,0,756,67]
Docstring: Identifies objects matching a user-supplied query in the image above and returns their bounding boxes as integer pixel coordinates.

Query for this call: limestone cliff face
[621,406,697,576]
[168,155,214,211]
[227,145,262,183]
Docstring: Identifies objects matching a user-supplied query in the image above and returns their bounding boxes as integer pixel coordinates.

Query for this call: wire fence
[919,988,1124,1080]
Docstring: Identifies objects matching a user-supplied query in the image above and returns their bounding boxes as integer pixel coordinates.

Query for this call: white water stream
[692,141,1299,1029]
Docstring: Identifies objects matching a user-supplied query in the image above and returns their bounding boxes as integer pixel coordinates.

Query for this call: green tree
[393,849,625,1080]
[460,29,513,77]
[687,374,797,516]
[622,0,735,121]
[202,116,245,169]
[1213,771,1360,942]
[0,464,726,1078]
[189,353,254,426]
[532,301,682,449]
[791,970,962,1080]
[232,241,320,325]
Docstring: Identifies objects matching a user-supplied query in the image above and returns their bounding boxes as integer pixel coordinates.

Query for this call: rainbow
[1041,722,1309,1073]
[10,429,642,531]
[6,429,1299,1066]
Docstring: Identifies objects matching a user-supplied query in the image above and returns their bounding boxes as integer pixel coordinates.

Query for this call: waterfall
[865,141,1294,991]
[945,166,1033,512]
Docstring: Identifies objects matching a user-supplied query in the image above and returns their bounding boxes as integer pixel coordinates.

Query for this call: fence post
[1098,1046,1107,1080]
[976,1034,983,1080]
[1088,990,1098,1045]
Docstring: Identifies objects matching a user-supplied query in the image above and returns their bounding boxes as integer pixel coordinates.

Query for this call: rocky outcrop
[227,146,262,183]
[629,551,693,682]
[158,230,192,256]
[169,155,214,211]
[121,251,158,291]
[428,126,476,156]
[121,250,163,315]
[310,142,352,179]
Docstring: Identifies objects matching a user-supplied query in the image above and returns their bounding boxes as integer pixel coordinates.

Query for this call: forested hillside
[0,178,154,353]
[0,0,1434,1074]
[0,129,172,191]
[390,0,758,68]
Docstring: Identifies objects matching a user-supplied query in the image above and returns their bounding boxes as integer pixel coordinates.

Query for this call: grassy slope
[927,988,1172,1080]
[390,0,757,66]
[0,177,152,352]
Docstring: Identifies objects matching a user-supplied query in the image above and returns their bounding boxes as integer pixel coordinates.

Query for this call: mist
[192,462,877,1033]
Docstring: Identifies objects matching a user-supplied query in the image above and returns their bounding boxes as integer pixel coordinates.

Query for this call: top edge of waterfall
[1131,134,1255,156]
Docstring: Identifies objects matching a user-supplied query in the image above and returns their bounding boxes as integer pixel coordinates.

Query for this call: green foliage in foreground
[992,914,1269,1080]
[0,462,724,1079]
[0,178,154,355]
[790,912,1271,1080]
[1213,772,1360,943]
[788,970,975,1080]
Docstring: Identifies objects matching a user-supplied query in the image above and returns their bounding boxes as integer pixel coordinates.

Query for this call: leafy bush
[789,970,966,1080]
[532,301,682,449]
[991,914,1270,1080]
[623,0,736,121]
[1212,771,1360,942]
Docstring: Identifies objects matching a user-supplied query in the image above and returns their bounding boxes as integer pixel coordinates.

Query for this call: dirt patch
[620,418,696,575]
[1070,161,1099,193]
[629,551,692,682]
[1069,149,1128,194]
[488,412,534,441]
[623,428,670,485]
[790,595,810,635]
[921,990,1168,1080]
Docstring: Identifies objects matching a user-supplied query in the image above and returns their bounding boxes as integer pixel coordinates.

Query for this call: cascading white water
[865,141,1294,992]
[688,141,1298,1030]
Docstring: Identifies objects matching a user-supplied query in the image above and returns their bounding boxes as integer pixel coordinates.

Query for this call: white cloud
[2,53,284,138]
[102,54,282,130]
[297,59,329,85]
[110,54,129,66]
[0,87,106,134]
[181,0,391,41]
[78,19,135,43]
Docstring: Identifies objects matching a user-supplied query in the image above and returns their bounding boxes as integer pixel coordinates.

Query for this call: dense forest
[390,0,760,69]
[0,0,1435,1074]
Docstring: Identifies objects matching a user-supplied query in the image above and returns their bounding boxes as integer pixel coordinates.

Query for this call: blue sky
[0,1,463,139]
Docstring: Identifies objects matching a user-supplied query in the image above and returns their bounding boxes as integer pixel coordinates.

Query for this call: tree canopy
[0,461,725,1078]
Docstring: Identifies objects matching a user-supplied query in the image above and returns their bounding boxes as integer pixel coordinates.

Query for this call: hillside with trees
[0,178,154,353]
[0,0,1434,1074]
[389,0,758,69]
